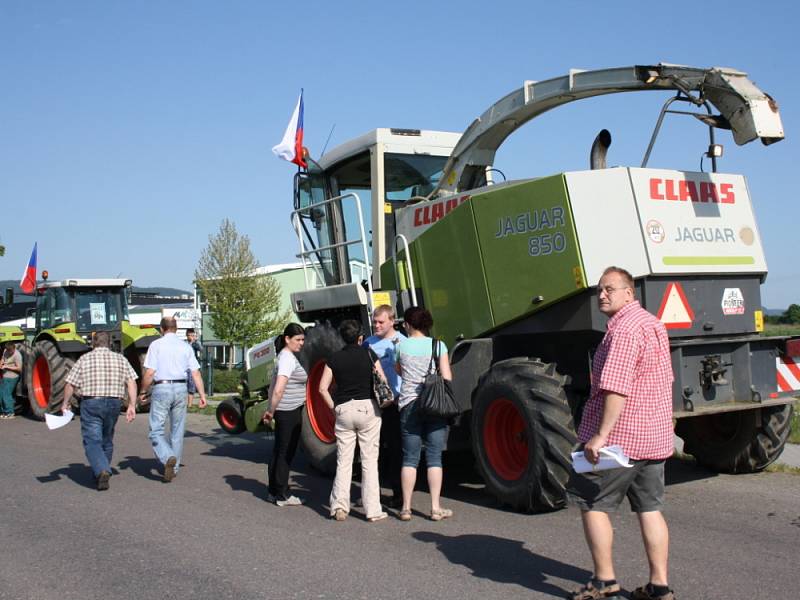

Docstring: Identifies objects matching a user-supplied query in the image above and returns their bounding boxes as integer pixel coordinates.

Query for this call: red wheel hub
[31,355,51,409]
[219,406,239,429]
[305,360,335,444]
[483,397,528,481]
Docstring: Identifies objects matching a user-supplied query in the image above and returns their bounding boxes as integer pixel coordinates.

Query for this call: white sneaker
[275,495,304,507]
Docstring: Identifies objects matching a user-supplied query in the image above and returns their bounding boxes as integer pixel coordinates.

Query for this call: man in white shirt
[139,316,207,482]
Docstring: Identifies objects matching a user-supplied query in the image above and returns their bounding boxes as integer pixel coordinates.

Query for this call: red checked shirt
[577,301,674,460]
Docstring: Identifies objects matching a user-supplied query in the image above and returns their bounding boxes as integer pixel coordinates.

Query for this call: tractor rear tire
[297,323,344,475]
[471,357,577,512]
[216,398,246,434]
[676,403,793,473]
[26,339,76,420]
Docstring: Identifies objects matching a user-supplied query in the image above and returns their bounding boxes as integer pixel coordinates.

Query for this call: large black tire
[471,357,577,512]
[26,339,76,420]
[676,404,794,473]
[216,398,246,434]
[296,323,344,475]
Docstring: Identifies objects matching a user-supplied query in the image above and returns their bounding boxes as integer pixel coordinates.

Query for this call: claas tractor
[19,276,160,418]
[227,64,798,511]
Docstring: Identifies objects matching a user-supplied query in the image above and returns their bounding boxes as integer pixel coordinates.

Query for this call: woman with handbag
[262,323,307,507]
[318,320,390,523]
[395,307,454,522]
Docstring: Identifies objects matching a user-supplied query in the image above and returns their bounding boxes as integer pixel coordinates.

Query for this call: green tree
[782,304,800,324]
[195,219,290,368]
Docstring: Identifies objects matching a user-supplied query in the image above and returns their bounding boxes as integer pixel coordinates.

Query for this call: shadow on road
[223,474,269,500]
[35,462,96,489]
[664,456,718,486]
[413,531,591,597]
[117,455,165,481]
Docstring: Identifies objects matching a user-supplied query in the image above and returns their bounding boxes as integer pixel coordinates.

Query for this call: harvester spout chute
[434,63,784,196]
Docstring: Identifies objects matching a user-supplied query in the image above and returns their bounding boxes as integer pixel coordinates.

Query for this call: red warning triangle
[656,282,695,329]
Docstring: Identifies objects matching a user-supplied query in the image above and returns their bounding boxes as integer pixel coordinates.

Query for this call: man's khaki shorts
[566,458,666,513]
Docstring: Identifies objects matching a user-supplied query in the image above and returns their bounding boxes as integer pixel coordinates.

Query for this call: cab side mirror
[4,287,13,306]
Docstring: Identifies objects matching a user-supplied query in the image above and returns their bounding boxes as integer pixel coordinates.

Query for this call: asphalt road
[1,412,798,600]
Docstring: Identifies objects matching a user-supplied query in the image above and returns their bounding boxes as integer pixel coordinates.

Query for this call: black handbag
[366,348,394,407]
[416,338,459,420]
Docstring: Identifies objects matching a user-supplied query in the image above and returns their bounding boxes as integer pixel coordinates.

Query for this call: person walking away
[61,331,138,490]
[363,305,405,507]
[185,328,202,408]
[395,306,453,522]
[139,316,207,482]
[0,342,23,419]
[319,319,389,522]
[566,266,675,600]
[262,323,307,506]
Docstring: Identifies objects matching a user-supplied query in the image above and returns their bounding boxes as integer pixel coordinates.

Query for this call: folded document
[45,410,74,430]
[571,445,633,473]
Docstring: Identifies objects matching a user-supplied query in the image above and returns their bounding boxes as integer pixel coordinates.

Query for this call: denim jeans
[400,400,448,468]
[79,397,122,477]
[0,376,18,415]
[148,382,188,471]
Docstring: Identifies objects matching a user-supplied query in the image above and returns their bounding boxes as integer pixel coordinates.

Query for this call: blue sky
[1,1,798,307]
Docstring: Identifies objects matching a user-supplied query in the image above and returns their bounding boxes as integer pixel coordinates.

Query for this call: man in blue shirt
[139,317,207,482]
[364,305,405,507]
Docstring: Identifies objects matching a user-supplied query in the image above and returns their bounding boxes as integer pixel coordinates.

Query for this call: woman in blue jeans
[395,307,453,521]
[0,342,23,418]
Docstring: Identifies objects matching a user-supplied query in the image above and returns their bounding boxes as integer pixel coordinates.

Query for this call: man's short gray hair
[93,331,111,348]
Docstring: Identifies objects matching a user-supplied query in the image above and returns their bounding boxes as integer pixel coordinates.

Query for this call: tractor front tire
[26,340,76,420]
[216,398,246,434]
[471,357,576,512]
[297,323,344,475]
[676,403,793,473]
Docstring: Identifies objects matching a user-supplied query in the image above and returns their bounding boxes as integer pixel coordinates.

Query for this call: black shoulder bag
[366,348,394,408]
[416,338,459,420]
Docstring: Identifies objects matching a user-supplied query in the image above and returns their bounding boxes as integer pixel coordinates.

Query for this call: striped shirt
[65,347,138,399]
[272,349,307,411]
[396,337,448,409]
[578,301,674,460]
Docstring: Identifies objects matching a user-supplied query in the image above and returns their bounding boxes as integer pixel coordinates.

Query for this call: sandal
[569,580,621,600]
[430,507,453,521]
[397,509,412,521]
[631,584,674,600]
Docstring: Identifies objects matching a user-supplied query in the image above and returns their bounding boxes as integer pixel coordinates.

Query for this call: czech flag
[272,90,307,168]
[20,242,37,294]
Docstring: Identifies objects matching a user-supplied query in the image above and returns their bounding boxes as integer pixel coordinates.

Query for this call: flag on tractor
[20,242,37,294]
[272,90,306,168]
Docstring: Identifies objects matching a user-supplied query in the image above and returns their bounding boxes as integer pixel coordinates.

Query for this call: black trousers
[379,402,402,496]
[268,405,303,500]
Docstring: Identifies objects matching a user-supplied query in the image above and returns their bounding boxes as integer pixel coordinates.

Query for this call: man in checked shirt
[567,267,675,600]
[62,331,138,491]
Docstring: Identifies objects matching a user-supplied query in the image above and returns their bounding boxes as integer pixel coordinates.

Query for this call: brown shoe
[163,456,177,482]
[631,584,674,600]
[97,471,110,491]
[569,580,621,600]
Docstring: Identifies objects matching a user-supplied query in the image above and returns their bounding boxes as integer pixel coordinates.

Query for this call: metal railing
[392,233,418,308]
[290,192,375,316]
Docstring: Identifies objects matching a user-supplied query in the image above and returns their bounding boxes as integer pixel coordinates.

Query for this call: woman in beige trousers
[319,320,390,522]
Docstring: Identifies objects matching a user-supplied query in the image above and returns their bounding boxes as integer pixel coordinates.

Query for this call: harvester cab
[24,277,159,418]
[251,63,797,511]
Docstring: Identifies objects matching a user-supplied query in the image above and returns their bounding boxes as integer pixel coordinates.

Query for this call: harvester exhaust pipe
[590,129,612,170]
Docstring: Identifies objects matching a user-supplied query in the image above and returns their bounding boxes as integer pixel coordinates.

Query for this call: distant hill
[0,280,190,298]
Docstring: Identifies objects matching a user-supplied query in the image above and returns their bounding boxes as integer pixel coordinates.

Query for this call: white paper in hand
[571,445,633,473]
[45,410,74,430]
